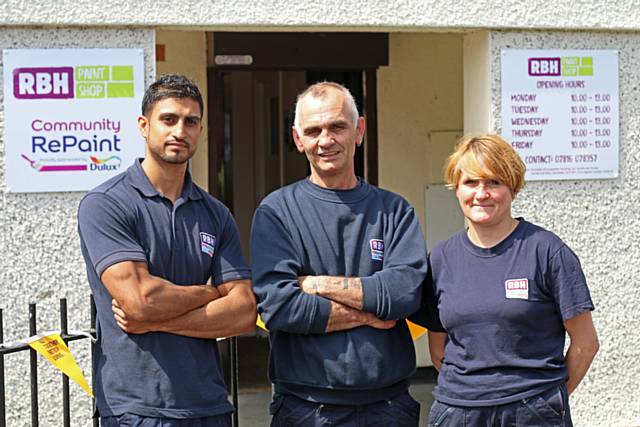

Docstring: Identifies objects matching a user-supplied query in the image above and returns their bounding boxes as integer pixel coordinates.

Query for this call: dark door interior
[206,32,388,390]
[211,69,367,261]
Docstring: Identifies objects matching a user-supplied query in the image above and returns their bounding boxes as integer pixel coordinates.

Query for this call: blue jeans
[270,391,420,427]
[428,384,572,427]
[100,413,231,427]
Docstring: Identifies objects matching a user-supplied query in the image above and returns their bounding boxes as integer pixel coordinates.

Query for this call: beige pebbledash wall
[0,27,155,427]
[377,33,464,234]
[155,30,209,191]
[464,30,640,426]
[377,33,464,368]
[2,0,640,31]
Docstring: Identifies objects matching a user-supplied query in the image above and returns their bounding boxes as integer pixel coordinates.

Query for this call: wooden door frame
[207,32,388,199]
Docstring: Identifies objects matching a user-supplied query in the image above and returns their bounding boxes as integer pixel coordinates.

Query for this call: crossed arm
[251,203,425,335]
[103,260,257,338]
[297,275,395,333]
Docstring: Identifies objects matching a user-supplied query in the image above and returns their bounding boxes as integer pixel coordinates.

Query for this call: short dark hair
[141,74,204,117]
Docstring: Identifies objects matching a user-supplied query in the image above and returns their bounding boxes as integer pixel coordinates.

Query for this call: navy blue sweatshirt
[250,178,428,404]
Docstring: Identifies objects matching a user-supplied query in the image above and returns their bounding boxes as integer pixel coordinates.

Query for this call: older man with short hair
[251,81,436,426]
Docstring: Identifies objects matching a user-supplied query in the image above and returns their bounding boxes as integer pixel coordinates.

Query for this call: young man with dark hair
[78,74,256,427]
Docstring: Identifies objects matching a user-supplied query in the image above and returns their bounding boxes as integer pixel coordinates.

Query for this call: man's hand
[299,275,320,294]
[325,300,396,332]
[366,314,397,330]
[112,299,152,334]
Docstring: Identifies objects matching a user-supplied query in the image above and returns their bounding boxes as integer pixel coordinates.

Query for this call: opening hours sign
[501,49,619,181]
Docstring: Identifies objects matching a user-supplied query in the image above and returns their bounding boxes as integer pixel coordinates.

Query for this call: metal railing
[0,298,241,427]
[0,298,98,427]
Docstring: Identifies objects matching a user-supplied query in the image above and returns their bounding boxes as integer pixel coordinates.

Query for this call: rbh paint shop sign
[3,49,145,192]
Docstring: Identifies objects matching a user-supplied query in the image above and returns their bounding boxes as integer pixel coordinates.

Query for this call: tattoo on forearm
[329,277,361,291]
[310,276,363,310]
[309,276,363,299]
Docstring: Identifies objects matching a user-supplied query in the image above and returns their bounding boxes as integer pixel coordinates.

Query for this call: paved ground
[235,380,436,425]
[223,337,437,425]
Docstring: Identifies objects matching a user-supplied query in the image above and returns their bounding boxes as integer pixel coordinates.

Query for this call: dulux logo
[89,156,122,171]
[13,67,74,99]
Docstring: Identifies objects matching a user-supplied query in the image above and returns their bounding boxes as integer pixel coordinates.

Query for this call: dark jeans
[428,384,572,427]
[100,413,232,427]
[269,391,420,427]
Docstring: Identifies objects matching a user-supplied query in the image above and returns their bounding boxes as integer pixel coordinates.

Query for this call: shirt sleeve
[548,244,594,321]
[250,204,331,334]
[77,193,147,277]
[210,209,252,285]
[360,206,429,320]
[408,257,446,332]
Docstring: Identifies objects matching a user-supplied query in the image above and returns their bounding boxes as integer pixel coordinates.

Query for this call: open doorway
[207,32,388,259]
[206,32,389,389]
[210,69,368,259]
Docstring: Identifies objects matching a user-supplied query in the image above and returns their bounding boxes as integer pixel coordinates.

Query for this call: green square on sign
[562,57,579,66]
[108,82,134,98]
[579,67,593,76]
[111,66,134,81]
[581,57,593,66]
[563,67,578,76]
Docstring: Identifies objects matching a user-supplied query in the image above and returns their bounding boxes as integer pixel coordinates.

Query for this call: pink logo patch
[505,278,529,299]
[369,239,384,261]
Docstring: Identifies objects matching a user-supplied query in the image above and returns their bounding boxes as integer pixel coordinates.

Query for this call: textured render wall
[378,33,463,235]
[489,31,640,426]
[378,33,463,368]
[0,27,155,426]
[0,0,639,31]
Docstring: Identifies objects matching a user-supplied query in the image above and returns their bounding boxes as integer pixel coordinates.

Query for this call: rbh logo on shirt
[200,232,216,257]
[505,278,529,299]
[369,239,384,261]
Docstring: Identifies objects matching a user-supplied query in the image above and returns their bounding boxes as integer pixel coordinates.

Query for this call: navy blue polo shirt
[78,159,251,418]
[424,219,594,407]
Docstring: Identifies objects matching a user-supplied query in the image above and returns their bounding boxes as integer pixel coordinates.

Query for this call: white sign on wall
[2,49,145,192]
[501,49,619,181]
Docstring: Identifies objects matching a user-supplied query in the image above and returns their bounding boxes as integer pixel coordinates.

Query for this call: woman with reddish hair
[422,134,599,426]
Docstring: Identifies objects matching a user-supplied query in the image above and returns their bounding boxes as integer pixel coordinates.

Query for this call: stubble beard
[148,140,193,165]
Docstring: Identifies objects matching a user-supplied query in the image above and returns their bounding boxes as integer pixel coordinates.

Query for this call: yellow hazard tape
[26,332,94,398]
[256,314,268,331]
[406,320,427,340]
